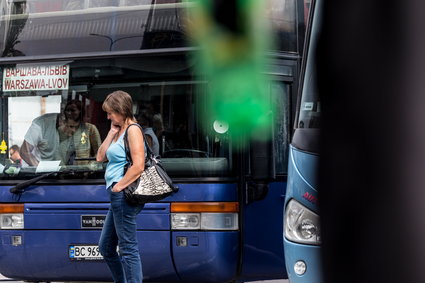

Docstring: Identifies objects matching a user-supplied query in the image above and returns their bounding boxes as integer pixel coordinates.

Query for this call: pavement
[0,274,288,283]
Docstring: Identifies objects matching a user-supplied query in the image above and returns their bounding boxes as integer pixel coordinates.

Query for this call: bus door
[239,77,295,282]
[237,0,307,280]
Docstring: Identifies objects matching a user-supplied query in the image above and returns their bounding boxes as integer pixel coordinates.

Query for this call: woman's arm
[96,123,119,162]
[112,125,145,192]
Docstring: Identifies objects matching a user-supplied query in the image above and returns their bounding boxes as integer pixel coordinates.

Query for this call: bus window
[298,71,320,129]
[0,56,233,179]
[272,81,291,174]
[304,0,312,26]
[19,0,182,13]
[266,0,298,52]
[297,31,320,130]
[8,95,62,153]
[0,1,190,56]
[0,0,300,57]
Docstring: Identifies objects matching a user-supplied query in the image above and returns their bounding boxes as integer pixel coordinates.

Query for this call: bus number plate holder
[69,245,103,261]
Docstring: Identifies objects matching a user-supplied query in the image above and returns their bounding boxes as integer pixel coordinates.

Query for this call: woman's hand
[111,183,125,193]
[96,122,121,163]
[110,122,120,136]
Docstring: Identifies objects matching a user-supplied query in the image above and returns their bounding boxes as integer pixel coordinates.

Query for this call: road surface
[0,274,288,283]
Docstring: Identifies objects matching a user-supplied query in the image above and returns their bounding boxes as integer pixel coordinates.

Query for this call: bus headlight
[284,199,320,245]
[171,213,201,230]
[171,213,238,230]
[1,214,24,229]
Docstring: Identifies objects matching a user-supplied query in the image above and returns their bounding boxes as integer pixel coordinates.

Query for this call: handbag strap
[123,123,155,167]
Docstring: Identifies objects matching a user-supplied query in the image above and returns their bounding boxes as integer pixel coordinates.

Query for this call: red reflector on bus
[170,202,239,213]
[0,204,24,213]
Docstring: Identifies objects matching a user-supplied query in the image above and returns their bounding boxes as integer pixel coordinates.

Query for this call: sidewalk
[0,274,18,281]
[0,274,287,283]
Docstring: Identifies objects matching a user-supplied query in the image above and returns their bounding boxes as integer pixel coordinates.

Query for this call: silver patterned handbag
[123,124,178,204]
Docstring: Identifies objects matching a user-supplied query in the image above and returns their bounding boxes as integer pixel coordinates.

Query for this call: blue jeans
[99,185,144,283]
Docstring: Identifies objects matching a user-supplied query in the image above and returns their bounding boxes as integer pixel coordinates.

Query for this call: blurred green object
[186,0,273,142]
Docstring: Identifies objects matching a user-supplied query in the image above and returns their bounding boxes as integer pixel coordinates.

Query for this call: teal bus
[283,0,322,282]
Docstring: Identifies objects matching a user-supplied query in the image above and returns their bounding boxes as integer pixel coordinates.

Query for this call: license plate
[69,245,103,261]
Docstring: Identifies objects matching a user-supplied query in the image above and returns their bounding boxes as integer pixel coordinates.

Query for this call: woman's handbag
[123,124,178,204]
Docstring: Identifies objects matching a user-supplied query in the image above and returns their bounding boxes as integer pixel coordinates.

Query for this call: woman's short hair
[102,90,135,120]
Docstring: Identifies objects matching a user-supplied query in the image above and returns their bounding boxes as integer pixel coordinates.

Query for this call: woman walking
[96,90,145,283]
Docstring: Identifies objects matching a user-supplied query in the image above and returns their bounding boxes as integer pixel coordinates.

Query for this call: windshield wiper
[9,170,74,194]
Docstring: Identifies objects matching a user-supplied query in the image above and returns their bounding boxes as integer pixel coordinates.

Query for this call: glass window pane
[266,0,298,52]
[0,0,300,57]
[272,81,290,174]
[0,1,190,57]
[8,95,61,149]
[0,56,234,179]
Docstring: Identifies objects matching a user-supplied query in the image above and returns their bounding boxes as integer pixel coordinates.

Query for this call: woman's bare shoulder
[127,124,143,138]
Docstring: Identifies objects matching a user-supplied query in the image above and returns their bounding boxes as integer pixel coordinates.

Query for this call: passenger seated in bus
[58,100,102,165]
[8,145,26,167]
[152,113,165,150]
[20,113,61,167]
[137,109,160,156]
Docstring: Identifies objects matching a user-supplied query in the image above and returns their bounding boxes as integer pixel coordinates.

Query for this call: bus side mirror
[248,137,275,202]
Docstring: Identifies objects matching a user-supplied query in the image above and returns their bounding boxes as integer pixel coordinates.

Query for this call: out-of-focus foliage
[185,0,274,143]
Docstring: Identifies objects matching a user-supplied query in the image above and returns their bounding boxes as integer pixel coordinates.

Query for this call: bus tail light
[284,199,320,245]
[0,204,24,230]
[171,202,239,231]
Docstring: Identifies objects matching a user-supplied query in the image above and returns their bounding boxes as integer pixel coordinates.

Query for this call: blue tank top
[105,133,126,189]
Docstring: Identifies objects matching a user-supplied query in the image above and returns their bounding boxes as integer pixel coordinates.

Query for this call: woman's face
[107,110,125,126]
[65,104,81,121]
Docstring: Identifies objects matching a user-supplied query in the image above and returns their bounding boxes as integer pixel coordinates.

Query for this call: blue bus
[0,1,309,282]
[283,0,322,282]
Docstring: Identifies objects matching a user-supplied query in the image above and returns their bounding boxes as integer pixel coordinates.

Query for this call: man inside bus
[21,99,102,167]
[20,113,61,167]
[9,145,26,167]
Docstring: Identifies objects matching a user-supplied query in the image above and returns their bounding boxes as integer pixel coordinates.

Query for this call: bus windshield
[0,55,234,179]
[297,0,320,131]
[0,0,302,179]
[297,63,320,130]
[291,0,320,153]
[0,0,299,57]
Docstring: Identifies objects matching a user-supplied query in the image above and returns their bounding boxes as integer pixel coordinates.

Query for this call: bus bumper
[0,230,177,281]
[283,237,323,283]
[172,231,239,283]
[0,230,239,283]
